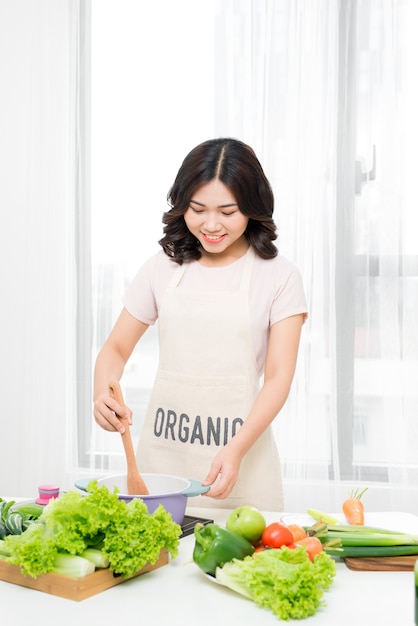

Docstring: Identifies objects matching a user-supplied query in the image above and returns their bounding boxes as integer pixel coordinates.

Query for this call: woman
[93,138,307,511]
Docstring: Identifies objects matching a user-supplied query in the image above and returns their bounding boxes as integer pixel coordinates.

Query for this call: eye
[190,207,204,214]
[221,211,237,216]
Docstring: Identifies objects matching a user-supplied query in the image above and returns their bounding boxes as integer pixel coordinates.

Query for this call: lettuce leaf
[215,545,336,621]
[3,482,181,578]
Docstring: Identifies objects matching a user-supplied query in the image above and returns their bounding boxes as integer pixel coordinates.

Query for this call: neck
[198,240,250,267]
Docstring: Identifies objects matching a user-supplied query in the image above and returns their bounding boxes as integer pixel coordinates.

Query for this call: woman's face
[184,178,249,264]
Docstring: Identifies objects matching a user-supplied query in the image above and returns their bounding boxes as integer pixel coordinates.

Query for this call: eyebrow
[190,199,238,208]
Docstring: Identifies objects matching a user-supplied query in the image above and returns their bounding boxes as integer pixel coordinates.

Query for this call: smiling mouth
[202,233,226,243]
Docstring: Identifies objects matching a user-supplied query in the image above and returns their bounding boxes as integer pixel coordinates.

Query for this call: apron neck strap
[239,246,255,291]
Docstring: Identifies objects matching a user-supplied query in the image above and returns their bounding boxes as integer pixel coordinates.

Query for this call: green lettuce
[3,482,181,578]
[215,545,337,621]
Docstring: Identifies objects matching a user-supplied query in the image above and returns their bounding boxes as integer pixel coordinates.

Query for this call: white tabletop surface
[0,505,416,626]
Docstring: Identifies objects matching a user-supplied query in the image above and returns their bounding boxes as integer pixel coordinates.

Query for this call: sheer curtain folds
[214,0,418,512]
[0,0,86,496]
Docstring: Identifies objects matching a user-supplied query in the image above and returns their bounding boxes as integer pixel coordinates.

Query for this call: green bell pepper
[193,522,255,576]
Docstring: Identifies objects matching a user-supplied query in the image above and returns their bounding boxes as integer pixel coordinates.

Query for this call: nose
[204,212,221,232]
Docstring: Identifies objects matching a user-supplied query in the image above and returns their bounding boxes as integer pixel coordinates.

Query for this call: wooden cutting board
[0,549,168,600]
[345,555,418,571]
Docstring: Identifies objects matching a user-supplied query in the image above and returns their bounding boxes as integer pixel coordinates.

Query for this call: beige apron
[136,247,283,511]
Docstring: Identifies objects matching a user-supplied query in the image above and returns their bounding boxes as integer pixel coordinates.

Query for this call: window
[81,1,418,507]
[82,0,215,472]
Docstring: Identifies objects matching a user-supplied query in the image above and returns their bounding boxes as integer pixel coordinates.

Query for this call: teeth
[205,234,223,240]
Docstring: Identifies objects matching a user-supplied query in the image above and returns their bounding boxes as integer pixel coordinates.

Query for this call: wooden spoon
[108,380,149,495]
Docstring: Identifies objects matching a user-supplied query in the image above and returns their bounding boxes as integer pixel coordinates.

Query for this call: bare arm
[93,308,149,433]
[203,313,305,498]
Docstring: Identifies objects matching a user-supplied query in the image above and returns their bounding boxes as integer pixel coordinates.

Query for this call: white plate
[204,572,223,585]
[280,511,418,534]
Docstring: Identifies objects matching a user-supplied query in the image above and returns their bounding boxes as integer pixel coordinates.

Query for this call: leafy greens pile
[3,482,181,578]
[215,545,336,621]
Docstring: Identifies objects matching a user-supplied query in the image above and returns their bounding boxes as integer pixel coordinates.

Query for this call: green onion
[307,521,418,551]
[326,524,405,535]
[326,545,418,558]
[323,533,418,547]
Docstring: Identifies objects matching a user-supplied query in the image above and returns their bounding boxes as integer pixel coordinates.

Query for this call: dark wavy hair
[159,138,278,263]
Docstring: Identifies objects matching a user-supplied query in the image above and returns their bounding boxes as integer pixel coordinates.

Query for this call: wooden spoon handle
[108,381,149,495]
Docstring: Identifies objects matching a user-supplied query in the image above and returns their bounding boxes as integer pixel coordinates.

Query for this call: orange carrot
[342,487,368,525]
[287,524,307,542]
[294,536,323,561]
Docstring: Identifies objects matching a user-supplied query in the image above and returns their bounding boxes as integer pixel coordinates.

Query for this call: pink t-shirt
[123,248,308,374]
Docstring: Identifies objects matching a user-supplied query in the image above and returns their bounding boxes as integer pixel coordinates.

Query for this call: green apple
[226,505,266,543]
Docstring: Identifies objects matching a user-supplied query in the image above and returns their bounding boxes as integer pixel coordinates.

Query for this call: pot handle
[182,480,211,497]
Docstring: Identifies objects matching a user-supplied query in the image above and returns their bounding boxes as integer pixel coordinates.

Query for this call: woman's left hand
[201,449,241,499]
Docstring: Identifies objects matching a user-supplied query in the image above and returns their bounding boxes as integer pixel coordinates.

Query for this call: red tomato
[261,522,294,548]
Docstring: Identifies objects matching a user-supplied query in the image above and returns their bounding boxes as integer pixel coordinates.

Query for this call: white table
[0,506,416,626]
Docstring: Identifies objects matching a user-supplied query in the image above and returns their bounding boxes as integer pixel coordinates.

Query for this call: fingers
[202,463,238,500]
[204,477,236,500]
[201,464,220,487]
[93,392,133,434]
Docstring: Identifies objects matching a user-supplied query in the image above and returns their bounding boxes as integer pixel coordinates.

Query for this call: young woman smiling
[184,178,249,266]
[93,138,308,511]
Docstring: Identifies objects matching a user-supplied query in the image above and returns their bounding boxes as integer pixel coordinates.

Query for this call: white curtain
[0,0,84,497]
[214,0,418,512]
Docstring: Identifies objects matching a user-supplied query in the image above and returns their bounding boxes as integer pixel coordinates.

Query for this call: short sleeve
[269,259,308,326]
[122,254,160,325]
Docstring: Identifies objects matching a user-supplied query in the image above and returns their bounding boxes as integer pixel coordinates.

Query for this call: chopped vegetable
[306,521,418,558]
[215,545,336,621]
[342,487,368,525]
[307,508,340,525]
[193,523,254,576]
[81,548,110,569]
[317,524,418,546]
[52,553,95,578]
[324,531,418,547]
[323,523,402,535]
[325,544,418,558]
[294,536,324,561]
[287,523,307,542]
[0,540,95,577]
[3,482,182,578]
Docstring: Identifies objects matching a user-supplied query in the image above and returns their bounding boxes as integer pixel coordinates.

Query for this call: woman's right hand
[93,390,133,434]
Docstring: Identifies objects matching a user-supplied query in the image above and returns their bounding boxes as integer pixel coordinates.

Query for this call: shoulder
[251,250,308,323]
[252,251,303,285]
[135,250,179,280]
[123,250,181,325]
[124,250,178,301]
